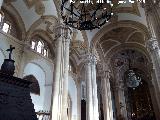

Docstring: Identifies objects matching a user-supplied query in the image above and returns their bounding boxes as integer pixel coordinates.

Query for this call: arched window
[0,12,10,33]
[37,41,43,53]
[0,9,20,39]
[31,36,49,57]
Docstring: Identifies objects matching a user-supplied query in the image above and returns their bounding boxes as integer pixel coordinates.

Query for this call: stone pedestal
[0,72,37,120]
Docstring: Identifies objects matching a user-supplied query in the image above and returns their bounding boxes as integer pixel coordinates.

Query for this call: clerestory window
[31,36,49,57]
[0,10,20,39]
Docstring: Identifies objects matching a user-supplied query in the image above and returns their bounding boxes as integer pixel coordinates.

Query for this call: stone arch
[91,20,150,47]
[106,43,153,86]
[108,48,158,119]
[3,3,26,40]
[26,15,59,40]
[105,42,152,65]
[23,74,40,95]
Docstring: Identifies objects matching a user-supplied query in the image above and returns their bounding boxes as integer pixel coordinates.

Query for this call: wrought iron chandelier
[61,0,114,30]
[126,51,141,89]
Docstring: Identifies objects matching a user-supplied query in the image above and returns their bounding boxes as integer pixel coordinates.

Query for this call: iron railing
[36,111,51,120]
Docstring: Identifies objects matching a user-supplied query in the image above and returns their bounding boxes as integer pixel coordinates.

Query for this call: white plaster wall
[23,63,45,112]
[12,0,58,31]
[68,75,78,120]
[21,49,54,111]
[0,49,5,67]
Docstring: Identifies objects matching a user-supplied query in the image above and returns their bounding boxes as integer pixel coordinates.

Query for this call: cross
[6,45,15,60]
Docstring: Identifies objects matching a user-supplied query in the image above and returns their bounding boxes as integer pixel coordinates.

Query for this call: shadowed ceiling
[98,27,145,55]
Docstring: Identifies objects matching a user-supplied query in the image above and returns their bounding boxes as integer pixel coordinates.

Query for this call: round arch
[26,15,59,39]
[3,3,26,40]
[105,42,152,64]
[91,20,150,47]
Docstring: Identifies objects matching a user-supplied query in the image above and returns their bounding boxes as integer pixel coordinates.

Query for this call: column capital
[85,53,97,66]
[147,37,159,51]
[90,54,97,65]
[101,70,110,79]
[53,24,72,40]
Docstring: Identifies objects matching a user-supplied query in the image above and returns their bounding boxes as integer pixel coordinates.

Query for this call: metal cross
[6,45,15,60]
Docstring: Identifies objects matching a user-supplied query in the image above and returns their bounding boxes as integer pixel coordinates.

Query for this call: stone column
[51,24,71,120]
[101,70,114,120]
[51,24,63,120]
[85,55,94,120]
[147,38,160,112]
[114,68,127,120]
[145,0,160,43]
[62,26,72,120]
[77,80,81,120]
[91,55,99,120]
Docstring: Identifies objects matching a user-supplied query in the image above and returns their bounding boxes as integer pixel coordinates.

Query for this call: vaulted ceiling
[96,26,146,57]
[7,0,148,52]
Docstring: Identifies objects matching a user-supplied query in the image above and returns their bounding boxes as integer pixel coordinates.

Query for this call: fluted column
[62,26,72,120]
[101,70,114,120]
[85,55,94,120]
[91,55,99,120]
